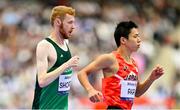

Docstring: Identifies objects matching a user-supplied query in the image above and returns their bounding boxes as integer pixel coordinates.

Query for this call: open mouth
[69,30,73,35]
[137,44,140,47]
[68,31,72,36]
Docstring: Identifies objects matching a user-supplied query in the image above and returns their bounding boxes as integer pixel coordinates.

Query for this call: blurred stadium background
[0,0,180,109]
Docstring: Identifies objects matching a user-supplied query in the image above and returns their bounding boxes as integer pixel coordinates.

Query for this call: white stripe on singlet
[114,74,123,80]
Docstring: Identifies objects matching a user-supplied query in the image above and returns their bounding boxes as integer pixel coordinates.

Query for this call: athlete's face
[125,28,141,52]
[59,14,75,39]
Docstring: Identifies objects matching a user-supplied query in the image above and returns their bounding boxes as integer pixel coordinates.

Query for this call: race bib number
[58,74,72,95]
[120,80,137,100]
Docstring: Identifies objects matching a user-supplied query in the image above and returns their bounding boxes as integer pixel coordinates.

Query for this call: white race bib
[58,74,72,95]
[120,80,137,100]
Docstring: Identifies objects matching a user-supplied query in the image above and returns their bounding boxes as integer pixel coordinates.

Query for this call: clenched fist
[65,56,79,69]
[150,65,164,81]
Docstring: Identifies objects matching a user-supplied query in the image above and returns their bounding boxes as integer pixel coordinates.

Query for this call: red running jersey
[102,51,138,109]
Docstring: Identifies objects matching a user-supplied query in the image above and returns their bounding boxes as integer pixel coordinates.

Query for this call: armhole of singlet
[111,51,124,80]
[131,58,137,67]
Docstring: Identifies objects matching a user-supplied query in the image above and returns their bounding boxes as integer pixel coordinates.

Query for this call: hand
[88,89,103,103]
[150,65,164,81]
[66,56,79,68]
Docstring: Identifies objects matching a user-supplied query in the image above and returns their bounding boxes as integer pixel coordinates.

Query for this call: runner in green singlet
[32,6,79,109]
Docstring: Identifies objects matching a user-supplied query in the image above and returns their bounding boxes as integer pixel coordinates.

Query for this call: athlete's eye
[133,34,140,38]
[133,35,137,38]
[68,21,74,24]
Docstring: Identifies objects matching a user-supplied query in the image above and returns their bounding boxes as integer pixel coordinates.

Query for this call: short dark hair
[114,21,138,47]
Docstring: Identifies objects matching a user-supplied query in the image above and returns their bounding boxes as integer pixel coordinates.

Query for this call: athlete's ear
[120,37,127,45]
[54,18,61,26]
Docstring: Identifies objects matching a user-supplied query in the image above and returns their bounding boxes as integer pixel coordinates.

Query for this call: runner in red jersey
[102,51,138,109]
[78,21,164,109]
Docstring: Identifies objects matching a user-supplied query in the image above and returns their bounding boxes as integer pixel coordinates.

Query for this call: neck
[116,46,132,62]
[51,29,64,45]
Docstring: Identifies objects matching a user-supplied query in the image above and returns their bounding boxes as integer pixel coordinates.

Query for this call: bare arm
[37,40,79,88]
[135,65,164,97]
[78,54,114,102]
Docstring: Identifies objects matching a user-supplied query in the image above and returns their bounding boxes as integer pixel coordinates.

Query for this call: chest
[111,59,138,81]
[48,44,71,67]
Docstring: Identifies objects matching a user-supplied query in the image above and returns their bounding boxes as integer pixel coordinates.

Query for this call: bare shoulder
[37,39,49,48]
[98,53,115,61]
[95,53,116,66]
[37,39,54,51]
[36,39,53,56]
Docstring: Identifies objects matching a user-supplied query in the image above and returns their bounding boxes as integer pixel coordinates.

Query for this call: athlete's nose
[137,36,141,43]
[72,23,75,29]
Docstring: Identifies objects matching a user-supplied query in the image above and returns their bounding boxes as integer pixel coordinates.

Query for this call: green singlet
[32,38,73,109]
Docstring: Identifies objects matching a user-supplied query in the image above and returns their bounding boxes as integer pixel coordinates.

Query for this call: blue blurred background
[0,0,180,109]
